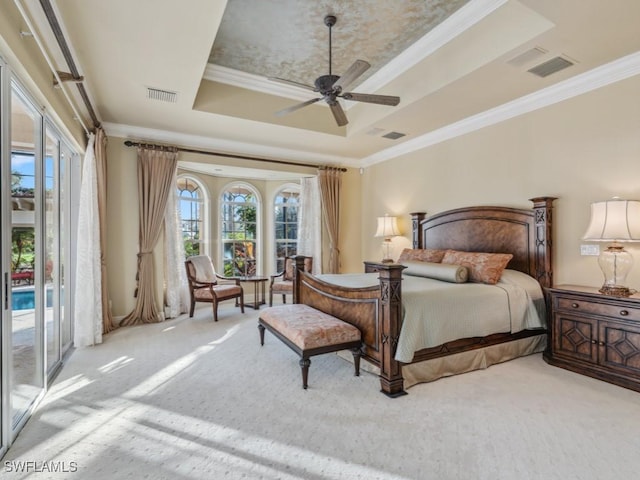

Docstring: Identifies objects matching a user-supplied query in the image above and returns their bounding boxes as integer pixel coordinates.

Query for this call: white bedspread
[316,270,545,363]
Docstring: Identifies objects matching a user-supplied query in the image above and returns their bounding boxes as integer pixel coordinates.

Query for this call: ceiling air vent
[366,127,386,136]
[382,131,406,140]
[506,46,548,67]
[528,56,574,78]
[146,87,178,103]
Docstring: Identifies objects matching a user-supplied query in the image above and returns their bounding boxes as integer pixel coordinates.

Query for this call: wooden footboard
[292,257,407,397]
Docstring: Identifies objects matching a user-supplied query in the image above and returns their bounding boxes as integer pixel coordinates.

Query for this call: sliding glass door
[8,85,44,432]
[1,72,78,453]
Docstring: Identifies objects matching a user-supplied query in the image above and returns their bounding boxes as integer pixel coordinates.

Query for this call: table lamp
[375,214,400,263]
[582,198,640,297]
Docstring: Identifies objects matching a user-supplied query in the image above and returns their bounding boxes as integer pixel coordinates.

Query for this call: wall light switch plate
[580,244,600,256]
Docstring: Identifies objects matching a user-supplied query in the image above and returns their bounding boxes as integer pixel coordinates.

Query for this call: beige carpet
[3,304,640,480]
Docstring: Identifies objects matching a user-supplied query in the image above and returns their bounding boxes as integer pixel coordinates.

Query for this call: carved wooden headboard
[410,197,556,288]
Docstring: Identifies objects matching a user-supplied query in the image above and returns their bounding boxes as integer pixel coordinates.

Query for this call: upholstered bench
[258,304,363,389]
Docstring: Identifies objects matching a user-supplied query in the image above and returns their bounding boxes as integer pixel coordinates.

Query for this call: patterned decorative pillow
[441,250,513,285]
[397,248,447,264]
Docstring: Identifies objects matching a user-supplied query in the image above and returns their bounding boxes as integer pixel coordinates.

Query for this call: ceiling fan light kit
[271,15,401,126]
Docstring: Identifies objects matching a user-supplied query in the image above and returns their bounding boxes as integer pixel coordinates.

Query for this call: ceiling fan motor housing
[315,74,340,94]
[324,15,337,27]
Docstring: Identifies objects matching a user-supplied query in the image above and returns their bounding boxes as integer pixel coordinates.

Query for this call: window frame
[176,174,209,259]
[273,183,301,274]
[219,181,262,277]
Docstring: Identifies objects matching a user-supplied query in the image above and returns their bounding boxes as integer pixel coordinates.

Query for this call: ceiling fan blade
[267,76,316,91]
[332,60,370,91]
[341,92,400,106]
[275,97,322,116]
[329,101,348,127]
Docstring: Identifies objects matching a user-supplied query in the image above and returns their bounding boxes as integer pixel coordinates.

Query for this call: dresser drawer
[556,296,640,322]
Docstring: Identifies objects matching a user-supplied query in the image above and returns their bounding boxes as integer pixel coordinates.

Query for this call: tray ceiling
[209,0,470,89]
[20,0,640,177]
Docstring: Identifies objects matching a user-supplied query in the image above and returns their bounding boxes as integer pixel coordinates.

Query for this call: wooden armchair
[269,256,313,306]
[185,255,244,322]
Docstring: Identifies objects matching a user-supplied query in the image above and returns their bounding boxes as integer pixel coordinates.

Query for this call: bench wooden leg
[351,347,362,376]
[299,357,311,389]
[258,324,265,346]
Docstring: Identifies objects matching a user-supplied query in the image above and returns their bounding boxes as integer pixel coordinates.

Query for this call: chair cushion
[260,304,360,350]
[271,280,293,293]
[194,284,242,301]
[189,255,217,282]
[283,257,313,280]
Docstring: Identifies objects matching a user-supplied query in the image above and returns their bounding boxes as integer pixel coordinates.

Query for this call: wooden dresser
[545,285,640,392]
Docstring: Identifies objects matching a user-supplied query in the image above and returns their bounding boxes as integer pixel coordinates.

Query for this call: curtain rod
[38,0,100,129]
[123,140,347,172]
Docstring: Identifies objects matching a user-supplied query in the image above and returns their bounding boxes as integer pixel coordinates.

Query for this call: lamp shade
[582,199,640,241]
[375,215,400,238]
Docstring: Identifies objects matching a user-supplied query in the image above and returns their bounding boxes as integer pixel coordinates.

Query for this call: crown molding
[102,122,360,167]
[203,0,508,102]
[361,50,640,167]
[203,64,316,102]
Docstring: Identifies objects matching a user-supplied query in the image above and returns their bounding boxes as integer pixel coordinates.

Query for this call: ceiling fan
[269,15,400,127]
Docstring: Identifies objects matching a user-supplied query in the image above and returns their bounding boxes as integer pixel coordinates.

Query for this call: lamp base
[599,285,635,297]
[380,258,394,264]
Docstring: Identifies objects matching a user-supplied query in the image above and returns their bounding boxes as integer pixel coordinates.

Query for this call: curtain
[94,127,115,333]
[163,168,189,319]
[121,146,178,326]
[318,167,342,274]
[297,176,322,273]
[74,133,103,346]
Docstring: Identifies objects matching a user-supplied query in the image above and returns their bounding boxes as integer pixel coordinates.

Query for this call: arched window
[274,185,300,273]
[177,175,206,258]
[221,183,260,277]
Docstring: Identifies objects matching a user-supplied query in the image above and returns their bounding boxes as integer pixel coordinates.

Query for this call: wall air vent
[382,131,406,140]
[146,87,178,103]
[528,56,574,78]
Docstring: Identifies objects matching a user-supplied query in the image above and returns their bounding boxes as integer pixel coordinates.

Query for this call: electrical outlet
[580,244,600,256]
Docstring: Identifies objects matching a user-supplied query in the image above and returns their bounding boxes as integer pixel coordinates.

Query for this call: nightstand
[544,285,640,392]
[363,261,384,273]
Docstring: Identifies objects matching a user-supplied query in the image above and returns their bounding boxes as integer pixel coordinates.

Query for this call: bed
[291,197,556,396]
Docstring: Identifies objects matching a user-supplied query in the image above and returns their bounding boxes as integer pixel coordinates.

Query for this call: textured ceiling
[209,0,470,88]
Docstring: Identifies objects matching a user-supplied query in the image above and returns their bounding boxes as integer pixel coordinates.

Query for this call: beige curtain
[121,146,178,326]
[318,167,342,273]
[94,127,115,333]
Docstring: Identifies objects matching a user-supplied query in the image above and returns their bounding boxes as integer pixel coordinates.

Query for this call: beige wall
[105,138,364,316]
[333,167,362,273]
[358,75,640,289]
[105,138,139,316]
[0,1,86,150]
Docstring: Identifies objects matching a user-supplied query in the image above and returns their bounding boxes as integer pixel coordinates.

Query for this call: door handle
[4,272,8,310]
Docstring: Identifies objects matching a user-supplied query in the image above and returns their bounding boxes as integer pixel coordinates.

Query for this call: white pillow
[402,261,468,283]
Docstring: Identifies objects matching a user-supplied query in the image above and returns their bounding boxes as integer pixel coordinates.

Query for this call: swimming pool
[12,287,54,310]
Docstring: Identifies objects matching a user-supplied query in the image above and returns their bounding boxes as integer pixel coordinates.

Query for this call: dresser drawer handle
[571,303,579,308]
[620,310,629,316]
[599,341,606,346]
